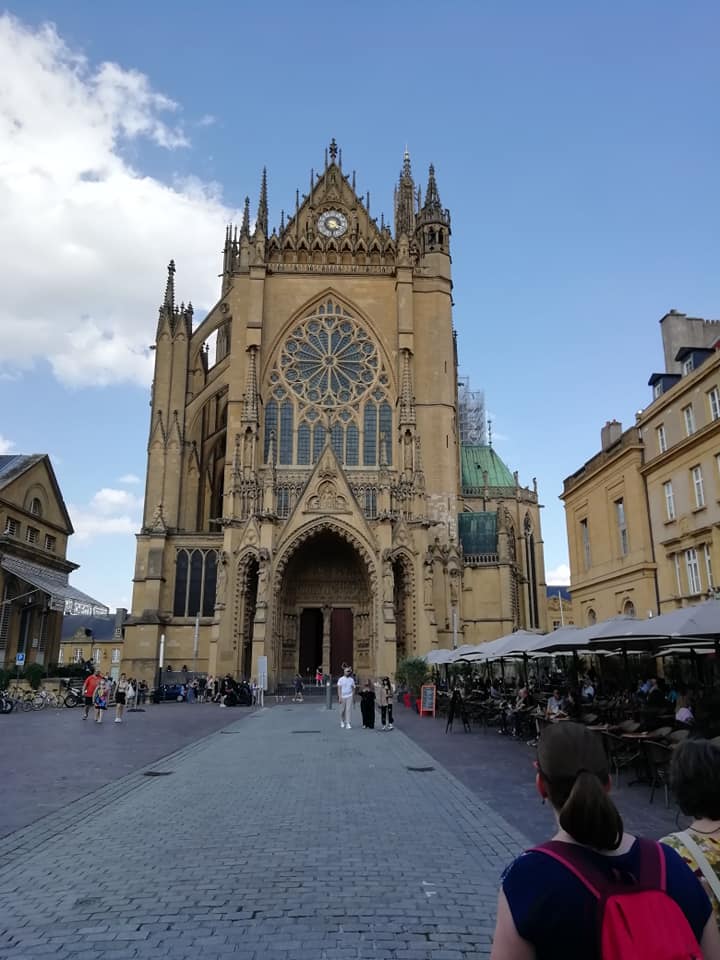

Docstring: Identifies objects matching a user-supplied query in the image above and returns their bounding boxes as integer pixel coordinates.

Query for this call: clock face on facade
[317,209,348,238]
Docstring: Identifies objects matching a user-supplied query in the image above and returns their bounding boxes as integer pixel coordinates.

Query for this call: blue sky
[2,2,719,608]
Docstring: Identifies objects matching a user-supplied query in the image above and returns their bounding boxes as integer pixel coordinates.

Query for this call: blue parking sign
[15,653,25,666]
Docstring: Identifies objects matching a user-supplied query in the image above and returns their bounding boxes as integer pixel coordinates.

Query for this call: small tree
[396,656,430,697]
[23,663,46,690]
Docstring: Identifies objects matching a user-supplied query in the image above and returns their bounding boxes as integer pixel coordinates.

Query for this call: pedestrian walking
[490,721,720,960]
[93,679,109,724]
[114,673,130,723]
[293,674,304,702]
[315,666,323,686]
[360,680,375,729]
[377,677,394,730]
[126,678,136,709]
[81,670,102,720]
[337,666,355,729]
[198,676,207,702]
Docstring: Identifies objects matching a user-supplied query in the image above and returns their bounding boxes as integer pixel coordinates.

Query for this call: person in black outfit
[360,681,376,729]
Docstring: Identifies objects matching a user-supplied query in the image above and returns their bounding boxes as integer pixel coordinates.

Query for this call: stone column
[322,604,331,677]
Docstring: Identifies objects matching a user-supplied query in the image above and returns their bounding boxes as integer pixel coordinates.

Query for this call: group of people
[335,667,395,731]
[490,721,720,958]
[80,671,147,724]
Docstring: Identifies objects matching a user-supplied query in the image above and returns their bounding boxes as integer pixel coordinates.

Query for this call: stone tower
[123,142,546,687]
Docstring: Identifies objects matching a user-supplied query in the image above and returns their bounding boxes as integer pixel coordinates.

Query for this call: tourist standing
[490,721,720,959]
[337,667,355,729]
[359,681,375,729]
[93,679,109,724]
[114,673,129,723]
[81,670,102,720]
[377,677,394,730]
[315,666,323,686]
[293,674,304,702]
[662,739,720,928]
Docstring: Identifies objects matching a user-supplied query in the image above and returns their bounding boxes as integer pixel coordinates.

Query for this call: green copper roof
[458,512,497,555]
[460,444,515,490]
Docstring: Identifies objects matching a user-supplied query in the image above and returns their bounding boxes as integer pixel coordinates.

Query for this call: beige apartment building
[123,142,548,687]
[562,311,720,621]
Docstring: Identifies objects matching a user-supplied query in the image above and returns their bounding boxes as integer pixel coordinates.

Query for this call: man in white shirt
[337,667,355,729]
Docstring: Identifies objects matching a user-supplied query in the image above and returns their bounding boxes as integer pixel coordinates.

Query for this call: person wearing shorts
[114,674,129,723]
[82,670,102,720]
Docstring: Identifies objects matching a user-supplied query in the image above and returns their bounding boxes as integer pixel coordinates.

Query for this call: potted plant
[395,657,430,712]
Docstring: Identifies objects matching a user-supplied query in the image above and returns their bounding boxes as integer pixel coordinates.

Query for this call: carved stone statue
[215,550,228,609]
[149,503,166,531]
[256,549,270,607]
[423,554,434,608]
[449,568,460,607]
[383,558,394,606]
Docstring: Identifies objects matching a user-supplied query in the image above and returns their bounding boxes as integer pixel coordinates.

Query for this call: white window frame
[73,648,83,664]
[25,526,39,545]
[29,497,42,517]
[663,481,676,520]
[674,553,682,595]
[683,404,696,436]
[692,465,705,508]
[704,544,714,590]
[657,424,667,454]
[615,498,629,555]
[653,382,662,399]
[709,387,720,422]
[682,357,694,375]
[111,648,121,664]
[685,547,702,595]
[57,647,64,664]
[4,516,18,536]
[93,648,102,663]
[44,534,56,552]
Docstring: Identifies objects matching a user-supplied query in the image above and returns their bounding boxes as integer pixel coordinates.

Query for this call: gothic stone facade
[123,143,547,686]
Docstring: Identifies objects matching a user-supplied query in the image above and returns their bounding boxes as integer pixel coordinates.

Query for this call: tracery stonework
[122,141,548,688]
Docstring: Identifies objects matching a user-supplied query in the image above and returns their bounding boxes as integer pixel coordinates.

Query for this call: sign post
[419,683,436,718]
[257,655,267,708]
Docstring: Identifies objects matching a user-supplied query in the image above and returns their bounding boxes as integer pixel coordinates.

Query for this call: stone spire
[415,162,451,255]
[163,260,176,312]
[423,164,442,216]
[255,168,268,236]
[240,196,250,238]
[394,147,416,238]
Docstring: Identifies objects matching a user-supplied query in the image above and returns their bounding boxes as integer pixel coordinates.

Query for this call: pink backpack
[534,838,704,959]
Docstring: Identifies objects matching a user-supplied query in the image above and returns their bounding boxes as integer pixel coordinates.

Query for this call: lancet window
[173,548,218,618]
[263,299,392,468]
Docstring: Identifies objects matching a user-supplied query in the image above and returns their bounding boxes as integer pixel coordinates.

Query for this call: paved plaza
[0,700,528,960]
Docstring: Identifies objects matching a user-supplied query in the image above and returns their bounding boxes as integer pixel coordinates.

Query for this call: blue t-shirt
[502,839,711,960]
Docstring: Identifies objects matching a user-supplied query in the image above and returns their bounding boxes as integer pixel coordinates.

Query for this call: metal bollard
[326,678,332,710]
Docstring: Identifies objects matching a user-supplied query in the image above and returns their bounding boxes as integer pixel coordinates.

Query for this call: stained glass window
[279,400,294,465]
[363,402,377,465]
[380,402,393,465]
[331,423,344,462]
[297,423,311,465]
[346,424,359,465]
[202,551,217,617]
[264,400,277,462]
[312,424,326,462]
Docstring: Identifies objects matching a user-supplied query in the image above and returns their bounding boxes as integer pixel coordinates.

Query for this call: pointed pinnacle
[241,197,250,237]
[329,138,338,162]
[163,260,176,310]
[425,163,440,206]
[402,146,412,180]
[256,167,268,235]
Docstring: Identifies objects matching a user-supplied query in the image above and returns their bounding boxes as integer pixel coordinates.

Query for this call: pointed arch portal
[275,529,373,683]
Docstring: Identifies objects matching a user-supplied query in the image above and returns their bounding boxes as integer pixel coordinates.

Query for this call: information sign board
[419,683,436,717]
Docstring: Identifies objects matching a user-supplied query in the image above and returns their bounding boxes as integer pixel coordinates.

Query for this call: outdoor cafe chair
[602,732,641,786]
[668,728,691,745]
[646,726,673,742]
[616,719,642,734]
[642,740,673,807]
[581,713,599,726]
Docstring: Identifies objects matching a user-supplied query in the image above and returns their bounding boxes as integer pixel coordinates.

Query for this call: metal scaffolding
[458,377,487,446]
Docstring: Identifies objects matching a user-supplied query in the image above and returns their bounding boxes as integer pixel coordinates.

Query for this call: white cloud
[0,15,237,387]
[118,473,141,484]
[197,113,217,127]
[546,563,571,586]
[68,486,143,540]
[0,436,15,454]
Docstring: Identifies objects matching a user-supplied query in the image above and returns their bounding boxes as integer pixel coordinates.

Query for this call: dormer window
[653,382,662,399]
[29,497,42,517]
[682,357,694,375]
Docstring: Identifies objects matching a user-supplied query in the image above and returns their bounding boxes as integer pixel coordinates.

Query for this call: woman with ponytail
[490,722,720,959]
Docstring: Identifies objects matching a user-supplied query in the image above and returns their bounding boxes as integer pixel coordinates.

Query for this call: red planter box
[403,692,411,708]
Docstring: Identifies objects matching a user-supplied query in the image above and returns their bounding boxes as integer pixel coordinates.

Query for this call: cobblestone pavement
[399,705,685,844]
[0,702,527,959]
[0,702,246,837]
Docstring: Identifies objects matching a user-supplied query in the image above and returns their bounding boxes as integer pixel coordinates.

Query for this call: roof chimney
[601,420,622,451]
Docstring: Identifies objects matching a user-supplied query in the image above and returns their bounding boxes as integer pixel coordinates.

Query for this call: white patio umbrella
[425,649,456,665]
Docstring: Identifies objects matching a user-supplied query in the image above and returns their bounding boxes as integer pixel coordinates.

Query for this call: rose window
[279,305,379,406]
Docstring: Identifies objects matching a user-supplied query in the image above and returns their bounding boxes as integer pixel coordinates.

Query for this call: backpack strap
[532,838,665,898]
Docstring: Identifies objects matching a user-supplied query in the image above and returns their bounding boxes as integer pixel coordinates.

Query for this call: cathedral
[123,142,547,687]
